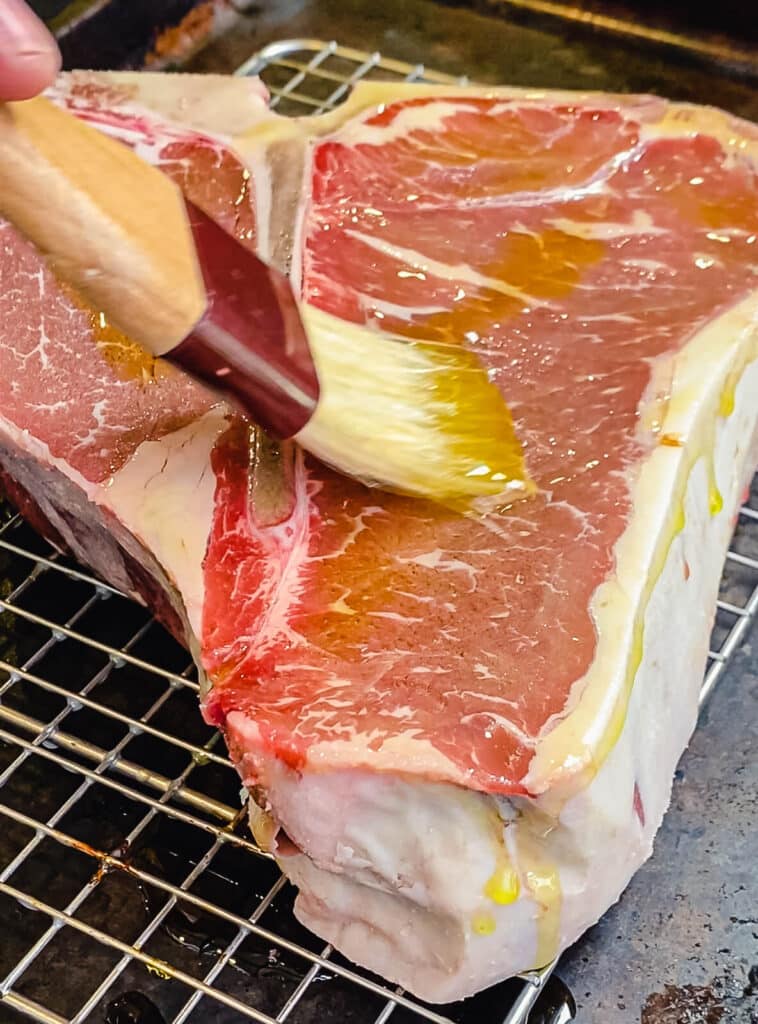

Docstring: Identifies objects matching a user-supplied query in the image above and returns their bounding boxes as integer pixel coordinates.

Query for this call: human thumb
[0,0,61,101]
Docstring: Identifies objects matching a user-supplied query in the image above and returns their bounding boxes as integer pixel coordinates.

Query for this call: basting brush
[0,95,532,508]
[299,305,532,506]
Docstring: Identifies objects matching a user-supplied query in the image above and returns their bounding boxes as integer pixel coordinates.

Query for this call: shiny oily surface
[205,91,758,790]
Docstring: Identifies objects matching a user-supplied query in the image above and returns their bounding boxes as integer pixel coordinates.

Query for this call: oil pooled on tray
[106,991,167,1024]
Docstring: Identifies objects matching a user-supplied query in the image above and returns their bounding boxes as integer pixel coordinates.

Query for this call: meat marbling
[0,71,756,1002]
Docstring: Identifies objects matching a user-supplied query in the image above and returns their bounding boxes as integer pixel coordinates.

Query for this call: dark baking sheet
[30,0,226,71]
[185,0,757,119]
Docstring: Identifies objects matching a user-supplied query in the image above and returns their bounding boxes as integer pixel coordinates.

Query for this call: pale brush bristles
[296,306,534,509]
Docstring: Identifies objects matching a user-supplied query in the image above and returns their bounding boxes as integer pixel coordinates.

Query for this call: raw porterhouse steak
[0,71,757,1002]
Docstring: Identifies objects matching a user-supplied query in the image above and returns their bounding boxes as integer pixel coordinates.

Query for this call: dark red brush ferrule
[169,199,319,439]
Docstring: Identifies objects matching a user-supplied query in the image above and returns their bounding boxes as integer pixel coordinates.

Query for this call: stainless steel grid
[0,36,756,1024]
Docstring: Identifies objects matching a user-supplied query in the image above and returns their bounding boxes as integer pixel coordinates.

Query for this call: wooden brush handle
[0,96,206,354]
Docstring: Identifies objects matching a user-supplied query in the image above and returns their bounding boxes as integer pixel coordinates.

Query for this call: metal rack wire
[0,37,756,1024]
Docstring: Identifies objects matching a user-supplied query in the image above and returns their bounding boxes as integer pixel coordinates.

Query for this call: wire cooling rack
[0,37,757,1024]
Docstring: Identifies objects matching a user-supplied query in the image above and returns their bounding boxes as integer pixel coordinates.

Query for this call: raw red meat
[210,91,758,792]
[0,73,756,1001]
